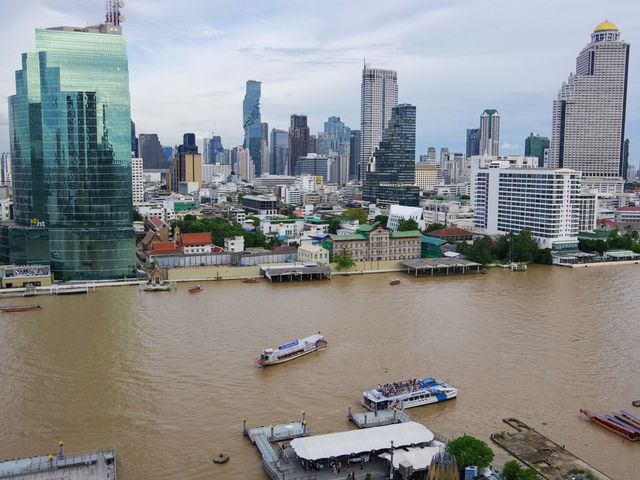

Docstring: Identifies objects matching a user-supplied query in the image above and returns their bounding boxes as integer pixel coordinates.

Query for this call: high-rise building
[479,109,500,156]
[295,154,331,182]
[623,139,630,180]
[243,80,262,175]
[439,147,449,165]
[316,132,329,157]
[261,122,269,176]
[169,134,202,192]
[203,133,223,164]
[289,114,309,175]
[308,134,317,154]
[139,133,170,169]
[0,153,11,185]
[3,20,136,280]
[550,21,629,190]
[525,133,550,167]
[415,163,439,189]
[132,156,144,203]
[234,147,255,182]
[349,130,361,180]
[131,120,138,157]
[270,128,289,175]
[427,147,436,161]
[363,104,420,206]
[360,65,398,182]
[324,116,351,154]
[466,128,480,157]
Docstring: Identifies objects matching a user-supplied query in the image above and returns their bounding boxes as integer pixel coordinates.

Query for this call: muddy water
[1,265,639,479]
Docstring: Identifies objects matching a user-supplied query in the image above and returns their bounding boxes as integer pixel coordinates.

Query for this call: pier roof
[290,421,433,460]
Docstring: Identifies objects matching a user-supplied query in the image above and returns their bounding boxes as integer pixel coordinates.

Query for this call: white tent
[290,422,434,461]
[379,446,442,471]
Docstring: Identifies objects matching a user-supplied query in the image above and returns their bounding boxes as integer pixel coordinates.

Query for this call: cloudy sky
[0,0,638,164]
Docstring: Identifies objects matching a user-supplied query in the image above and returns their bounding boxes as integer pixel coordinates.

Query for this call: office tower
[295,154,331,182]
[472,157,581,249]
[315,132,329,157]
[139,133,170,169]
[163,146,173,162]
[243,80,262,175]
[363,104,420,206]
[233,147,255,182]
[360,65,398,181]
[525,133,550,167]
[260,122,269,176]
[130,120,138,157]
[623,139,630,180]
[169,134,202,192]
[203,133,223,164]
[550,21,629,191]
[479,109,500,156]
[439,147,449,164]
[0,153,11,185]
[270,128,289,175]
[349,130,361,180]
[308,134,317,154]
[427,147,436,161]
[132,156,144,203]
[466,128,480,157]
[414,163,439,189]
[324,116,351,153]
[289,114,309,175]
[3,18,136,280]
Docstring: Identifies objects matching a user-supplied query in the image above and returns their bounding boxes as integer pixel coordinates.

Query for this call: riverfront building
[471,156,581,249]
[549,21,630,191]
[360,65,398,181]
[2,20,136,280]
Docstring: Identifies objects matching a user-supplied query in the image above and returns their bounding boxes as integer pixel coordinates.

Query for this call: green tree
[460,236,493,265]
[247,216,261,227]
[398,218,419,232]
[533,248,553,265]
[343,207,368,224]
[502,460,538,480]
[374,215,389,227]
[328,217,341,234]
[333,249,355,271]
[447,435,494,469]
[425,223,445,233]
[266,235,282,249]
[133,209,143,222]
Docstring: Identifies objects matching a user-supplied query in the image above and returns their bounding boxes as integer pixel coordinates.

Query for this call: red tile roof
[150,216,166,228]
[211,245,224,253]
[597,219,620,226]
[141,230,157,247]
[181,232,213,246]
[617,206,640,212]
[149,241,181,255]
[428,227,474,237]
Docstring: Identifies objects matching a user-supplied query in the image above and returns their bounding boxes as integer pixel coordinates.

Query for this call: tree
[502,460,538,480]
[459,236,493,265]
[247,216,261,227]
[333,248,356,271]
[133,209,143,222]
[398,218,419,232]
[374,215,389,227]
[533,247,553,265]
[447,435,494,469]
[425,223,445,233]
[288,214,299,219]
[328,217,341,234]
[343,207,368,224]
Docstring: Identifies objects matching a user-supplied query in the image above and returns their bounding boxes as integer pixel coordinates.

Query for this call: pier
[491,418,611,480]
[400,258,482,276]
[0,443,116,479]
[261,265,332,282]
[348,406,412,428]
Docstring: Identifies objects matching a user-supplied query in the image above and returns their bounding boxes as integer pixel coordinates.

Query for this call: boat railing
[0,446,115,478]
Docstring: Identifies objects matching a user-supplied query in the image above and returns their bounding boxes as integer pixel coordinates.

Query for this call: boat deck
[0,447,116,479]
[348,407,412,428]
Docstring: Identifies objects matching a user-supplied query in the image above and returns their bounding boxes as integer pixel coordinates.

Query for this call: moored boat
[390,278,401,285]
[255,333,327,366]
[362,377,457,411]
[580,408,640,441]
[188,285,203,293]
[242,278,261,283]
[0,304,42,312]
[143,283,171,292]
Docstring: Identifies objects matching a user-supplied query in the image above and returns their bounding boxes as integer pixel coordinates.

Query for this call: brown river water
[1,265,639,479]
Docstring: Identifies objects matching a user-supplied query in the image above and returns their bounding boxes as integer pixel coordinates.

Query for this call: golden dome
[594,20,618,32]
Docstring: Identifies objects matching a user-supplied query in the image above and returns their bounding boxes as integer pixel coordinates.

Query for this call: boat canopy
[279,340,299,350]
[290,422,434,461]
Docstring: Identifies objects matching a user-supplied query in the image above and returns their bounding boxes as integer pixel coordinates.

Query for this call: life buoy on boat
[213,454,230,464]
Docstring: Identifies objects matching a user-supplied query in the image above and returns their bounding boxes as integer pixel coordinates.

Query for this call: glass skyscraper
[4,23,136,281]
[243,80,262,176]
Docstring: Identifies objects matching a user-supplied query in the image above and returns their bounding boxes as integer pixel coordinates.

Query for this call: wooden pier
[0,444,116,479]
[348,406,412,428]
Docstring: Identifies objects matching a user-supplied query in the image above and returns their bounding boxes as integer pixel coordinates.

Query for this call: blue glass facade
[243,80,262,175]
[5,26,136,280]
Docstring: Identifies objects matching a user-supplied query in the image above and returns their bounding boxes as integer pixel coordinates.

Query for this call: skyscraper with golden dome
[549,21,630,192]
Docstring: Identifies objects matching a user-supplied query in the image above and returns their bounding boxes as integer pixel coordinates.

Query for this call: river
[1,265,639,479]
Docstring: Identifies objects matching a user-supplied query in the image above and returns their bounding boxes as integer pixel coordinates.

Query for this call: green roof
[577,230,609,239]
[356,221,380,233]
[421,235,447,246]
[262,218,300,223]
[390,230,423,238]
[305,218,329,224]
[329,234,366,241]
[483,109,498,115]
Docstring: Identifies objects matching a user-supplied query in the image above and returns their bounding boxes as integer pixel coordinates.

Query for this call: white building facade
[131,156,143,203]
[387,205,426,231]
[472,159,581,249]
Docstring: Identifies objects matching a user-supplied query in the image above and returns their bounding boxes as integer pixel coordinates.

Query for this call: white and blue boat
[362,377,457,411]
[255,333,327,366]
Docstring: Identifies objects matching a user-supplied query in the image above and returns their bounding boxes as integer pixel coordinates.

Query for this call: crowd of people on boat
[376,378,423,397]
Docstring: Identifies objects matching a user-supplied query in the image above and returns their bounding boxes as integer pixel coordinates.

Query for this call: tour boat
[390,279,401,285]
[188,285,203,293]
[362,377,457,411]
[242,278,261,283]
[0,304,42,312]
[143,283,171,292]
[255,333,327,366]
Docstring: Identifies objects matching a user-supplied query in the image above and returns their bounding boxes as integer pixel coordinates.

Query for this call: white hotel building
[471,156,581,250]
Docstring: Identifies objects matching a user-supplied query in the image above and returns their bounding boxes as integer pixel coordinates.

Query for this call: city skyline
[0,1,638,165]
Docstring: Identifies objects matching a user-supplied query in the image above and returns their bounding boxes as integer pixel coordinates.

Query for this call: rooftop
[427,227,474,237]
[390,230,423,238]
[328,234,366,241]
[180,232,212,246]
[594,20,618,31]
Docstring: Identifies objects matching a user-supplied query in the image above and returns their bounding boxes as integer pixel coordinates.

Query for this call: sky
[0,0,638,166]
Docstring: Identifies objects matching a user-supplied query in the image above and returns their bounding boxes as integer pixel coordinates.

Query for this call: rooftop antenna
[105,0,125,26]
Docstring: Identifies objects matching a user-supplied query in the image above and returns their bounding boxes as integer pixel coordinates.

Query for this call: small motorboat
[390,278,401,285]
[188,285,203,293]
[242,278,260,283]
[0,304,42,312]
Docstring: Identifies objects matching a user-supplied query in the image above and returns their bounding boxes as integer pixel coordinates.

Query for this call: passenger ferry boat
[362,377,457,411]
[255,333,327,366]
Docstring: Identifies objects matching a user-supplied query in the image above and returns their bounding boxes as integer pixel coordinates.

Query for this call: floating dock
[491,418,611,480]
[401,258,482,276]
[348,406,411,428]
[0,443,116,479]
[261,265,331,282]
